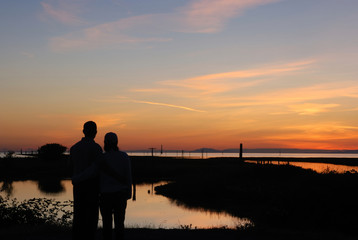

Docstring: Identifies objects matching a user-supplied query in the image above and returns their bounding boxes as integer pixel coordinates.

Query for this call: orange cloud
[156,60,314,95]
[288,103,340,115]
[205,80,358,110]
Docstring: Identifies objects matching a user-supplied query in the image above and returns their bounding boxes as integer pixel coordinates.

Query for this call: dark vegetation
[0,197,72,227]
[0,156,72,180]
[2,155,358,239]
[38,143,67,161]
[132,157,358,237]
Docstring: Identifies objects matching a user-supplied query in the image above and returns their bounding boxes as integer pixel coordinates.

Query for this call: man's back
[70,137,102,179]
[71,136,102,240]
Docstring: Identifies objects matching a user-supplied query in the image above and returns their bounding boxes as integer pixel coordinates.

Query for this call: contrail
[133,100,206,113]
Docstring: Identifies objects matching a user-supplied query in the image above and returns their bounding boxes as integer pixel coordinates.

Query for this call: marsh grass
[150,158,358,234]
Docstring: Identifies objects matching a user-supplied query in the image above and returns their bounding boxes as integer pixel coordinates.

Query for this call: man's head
[83,121,97,139]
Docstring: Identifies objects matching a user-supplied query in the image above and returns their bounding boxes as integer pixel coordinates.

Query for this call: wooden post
[239,143,243,159]
[149,148,156,157]
[132,183,137,201]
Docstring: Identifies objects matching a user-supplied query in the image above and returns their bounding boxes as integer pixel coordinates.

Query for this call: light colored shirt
[100,150,132,199]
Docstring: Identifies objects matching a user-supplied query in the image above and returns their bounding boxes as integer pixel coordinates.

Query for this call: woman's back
[100,150,132,198]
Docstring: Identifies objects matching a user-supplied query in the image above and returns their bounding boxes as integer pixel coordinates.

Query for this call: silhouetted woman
[100,132,132,240]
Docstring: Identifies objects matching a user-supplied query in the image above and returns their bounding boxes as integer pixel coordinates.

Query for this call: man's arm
[101,160,127,184]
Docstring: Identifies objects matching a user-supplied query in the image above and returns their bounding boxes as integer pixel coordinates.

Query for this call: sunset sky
[1,0,358,151]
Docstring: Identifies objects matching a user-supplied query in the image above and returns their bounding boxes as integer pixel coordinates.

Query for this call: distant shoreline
[2,147,358,154]
[1,156,358,182]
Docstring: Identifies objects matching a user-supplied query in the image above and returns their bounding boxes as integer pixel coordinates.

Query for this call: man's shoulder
[70,140,82,151]
[93,142,103,152]
[70,138,102,153]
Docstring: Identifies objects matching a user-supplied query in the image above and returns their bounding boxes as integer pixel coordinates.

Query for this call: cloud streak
[47,0,280,51]
[49,14,172,51]
[154,60,315,95]
[132,100,206,113]
[179,0,281,33]
[288,103,340,115]
[41,1,86,26]
[195,81,358,119]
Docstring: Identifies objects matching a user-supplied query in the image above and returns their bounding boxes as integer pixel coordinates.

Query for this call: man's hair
[83,121,97,138]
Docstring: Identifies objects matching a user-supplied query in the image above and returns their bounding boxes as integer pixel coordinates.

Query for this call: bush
[0,196,73,227]
[38,143,67,161]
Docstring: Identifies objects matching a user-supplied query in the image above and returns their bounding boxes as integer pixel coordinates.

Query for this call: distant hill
[194,148,358,154]
[192,148,222,153]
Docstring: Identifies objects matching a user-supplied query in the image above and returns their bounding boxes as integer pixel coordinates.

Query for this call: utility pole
[149,148,156,157]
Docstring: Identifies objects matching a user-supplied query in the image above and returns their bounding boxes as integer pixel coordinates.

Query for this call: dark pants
[100,192,128,240]
[72,179,99,240]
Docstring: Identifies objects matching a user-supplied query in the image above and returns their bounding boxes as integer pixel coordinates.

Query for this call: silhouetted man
[70,121,102,240]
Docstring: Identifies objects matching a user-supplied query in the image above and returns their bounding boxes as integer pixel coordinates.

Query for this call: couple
[70,121,132,240]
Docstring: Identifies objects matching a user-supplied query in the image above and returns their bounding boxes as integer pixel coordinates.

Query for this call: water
[245,160,358,173]
[0,180,245,229]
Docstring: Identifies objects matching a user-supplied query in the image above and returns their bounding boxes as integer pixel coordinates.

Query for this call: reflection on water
[37,178,65,195]
[0,180,14,197]
[246,160,358,173]
[0,180,244,229]
[290,162,358,173]
[126,182,247,229]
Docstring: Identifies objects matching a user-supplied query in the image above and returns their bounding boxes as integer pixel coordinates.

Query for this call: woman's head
[104,132,119,152]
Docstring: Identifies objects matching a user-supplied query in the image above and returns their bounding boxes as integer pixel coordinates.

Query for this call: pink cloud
[179,0,281,33]
[41,1,86,26]
[48,0,281,51]
[50,15,172,51]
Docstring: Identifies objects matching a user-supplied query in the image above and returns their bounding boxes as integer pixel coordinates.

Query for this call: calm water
[245,160,358,173]
[0,180,246,229]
